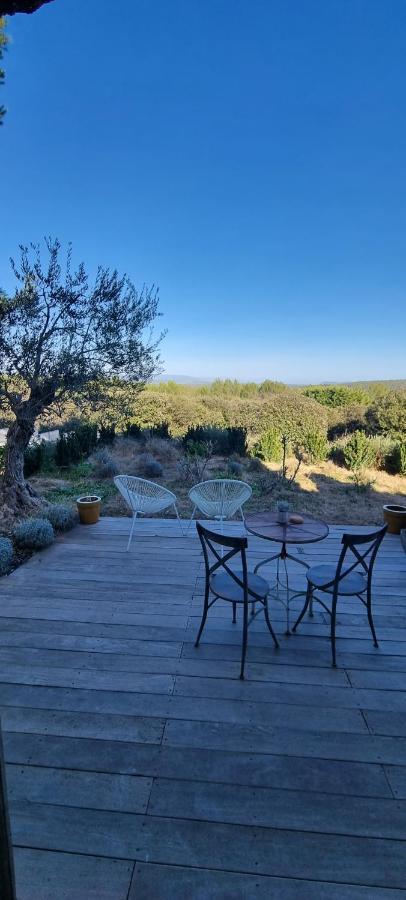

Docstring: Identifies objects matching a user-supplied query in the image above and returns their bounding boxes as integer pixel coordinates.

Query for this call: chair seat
[307,564,367,595]
[210,570,269,603]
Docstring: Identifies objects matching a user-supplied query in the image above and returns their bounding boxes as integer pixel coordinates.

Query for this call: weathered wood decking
[0,516,405,899]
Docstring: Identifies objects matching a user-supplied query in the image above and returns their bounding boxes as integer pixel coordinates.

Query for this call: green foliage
[255,428,283,462]
[98,424,115,445]
[343,431,376,471]
[55,434,72,468]
[56,421,98,468]
[125,422,143,439]
[45,504,78,532]
[0,536,13,574]
[299,430,328,463]
[149,422,170,440]
[258,380,287,394]
[182,426,247,456]
[327,403,368,440]
[23,441,46,476]
[366,391,406,438]
[304,385,369,407]
[14,517,54,549]
[385,442,406,476]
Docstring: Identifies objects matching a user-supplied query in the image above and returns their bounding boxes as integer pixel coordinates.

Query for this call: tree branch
[0,1,54,14]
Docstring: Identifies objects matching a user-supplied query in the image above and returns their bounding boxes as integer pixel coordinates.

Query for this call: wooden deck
[1,516,406,899]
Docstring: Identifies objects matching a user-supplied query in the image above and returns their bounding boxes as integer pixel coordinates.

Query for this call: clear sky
[1,0,405,383]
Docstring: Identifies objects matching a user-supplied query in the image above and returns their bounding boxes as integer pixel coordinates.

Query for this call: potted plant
[276,499,290,524]
[383,504,406,535]
[76,495,101,525]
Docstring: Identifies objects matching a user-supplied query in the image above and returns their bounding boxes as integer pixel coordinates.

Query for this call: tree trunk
[0,416,42,515]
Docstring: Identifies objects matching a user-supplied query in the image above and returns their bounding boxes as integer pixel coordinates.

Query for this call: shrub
[45,504,78,532]
[299,430,328,463]
[125,422,143,439]
[24,441,46,476]
[56,420,98,467]
[385,441,406,476]
[247,456,264,473]
[0,537,13,575]
[227,427,248,456]
[149,422,170,440]
[136,453,163,478]
[14,518,54,550]
[256,428,283,462]
[91,449,119,479]
[227,459,244,477]
[343,431,376,471]
[303,385,369,407]
[98,424,116,445]
[144,437,178,463]
[327,403,368,440]
[366,391,406,437]
[183,425,247,456]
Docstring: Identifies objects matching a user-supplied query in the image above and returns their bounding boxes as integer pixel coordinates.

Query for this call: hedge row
[126,390,329,442]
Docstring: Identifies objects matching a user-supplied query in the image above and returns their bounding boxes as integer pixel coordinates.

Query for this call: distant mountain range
[154,374,213,385]
[156,375,406,388]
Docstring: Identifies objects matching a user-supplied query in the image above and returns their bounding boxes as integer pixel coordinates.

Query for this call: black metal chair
[292,525,387,666]
[195,521,279,679]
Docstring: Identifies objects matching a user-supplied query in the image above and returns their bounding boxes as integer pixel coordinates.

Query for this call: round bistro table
[245,511,329,633]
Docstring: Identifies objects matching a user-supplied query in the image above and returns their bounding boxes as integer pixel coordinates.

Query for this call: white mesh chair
[114,475,183,550]
[188,479,252,533]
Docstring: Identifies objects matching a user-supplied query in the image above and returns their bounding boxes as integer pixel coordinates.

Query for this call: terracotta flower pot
[76,495,101,525]
[383,504,406,535]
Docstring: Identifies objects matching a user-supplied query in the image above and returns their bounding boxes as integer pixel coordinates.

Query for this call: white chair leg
[174,503,184,536]
[187,506,197,535]
[239,506,247,530]
[126,511,138,551]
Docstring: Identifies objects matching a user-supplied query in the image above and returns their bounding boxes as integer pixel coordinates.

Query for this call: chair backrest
[330,525,388,592]
[114,475,175,512]
[189,479,252,518]
[196,520,249,591]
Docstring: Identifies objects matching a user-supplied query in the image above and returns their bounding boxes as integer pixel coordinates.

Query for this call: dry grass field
[32,436,406,526]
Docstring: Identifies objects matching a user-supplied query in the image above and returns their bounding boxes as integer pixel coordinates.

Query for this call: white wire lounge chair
[188,479,252,533]
[114,475,183,551]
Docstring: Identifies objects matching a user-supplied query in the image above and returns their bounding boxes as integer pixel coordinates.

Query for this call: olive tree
[0,239,163,514]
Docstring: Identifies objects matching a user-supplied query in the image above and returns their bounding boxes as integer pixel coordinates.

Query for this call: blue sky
[1,0,405,383]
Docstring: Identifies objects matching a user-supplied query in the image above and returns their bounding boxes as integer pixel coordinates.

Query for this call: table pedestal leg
[254,543,309,634]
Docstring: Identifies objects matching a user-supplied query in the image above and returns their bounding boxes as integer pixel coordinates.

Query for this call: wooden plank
[3,732,391,798]
[0,664,174,695]
[9,802,406,888]
[131,862,406,900]
[148,776,406,838]
[0,684,368,734]
[163,718,406,765]
[0,633,182,659]
[1,707,165,744]
[174,674,406,712]
[384,766,406,799]
[0,684,369,733]
[6,764,152,814]
[14,848,133,900]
